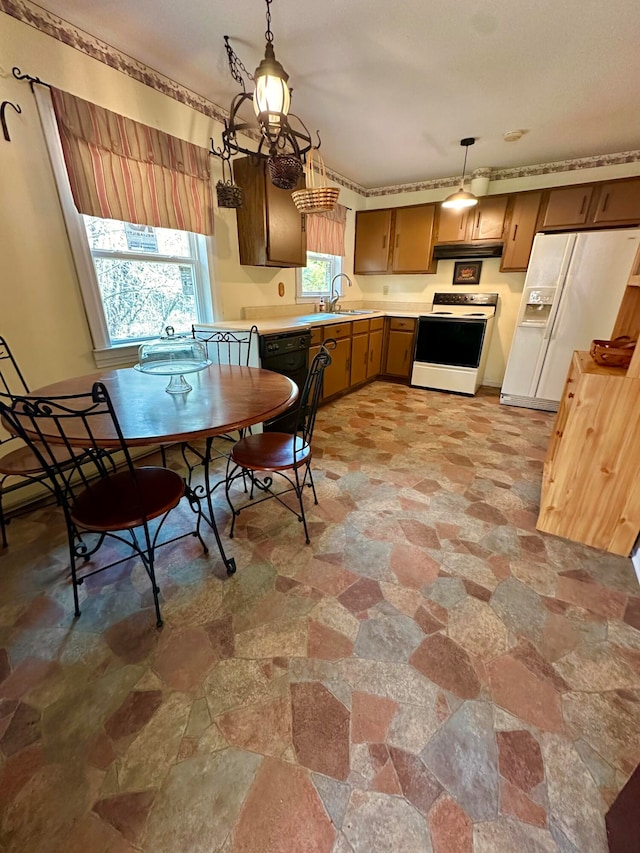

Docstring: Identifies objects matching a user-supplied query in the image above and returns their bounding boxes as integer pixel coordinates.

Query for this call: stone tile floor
[0,382,639,852]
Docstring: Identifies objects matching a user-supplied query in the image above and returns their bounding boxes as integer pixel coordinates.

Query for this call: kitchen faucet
[329,273,352,312]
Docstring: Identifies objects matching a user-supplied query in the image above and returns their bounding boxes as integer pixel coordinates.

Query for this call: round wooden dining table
[31,364,298,574]
[32,364,298,449]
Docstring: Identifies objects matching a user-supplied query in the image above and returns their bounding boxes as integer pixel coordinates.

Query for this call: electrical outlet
[383,285,389,295]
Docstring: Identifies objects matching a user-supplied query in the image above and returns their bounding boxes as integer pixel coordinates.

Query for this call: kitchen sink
[332,309,379,315]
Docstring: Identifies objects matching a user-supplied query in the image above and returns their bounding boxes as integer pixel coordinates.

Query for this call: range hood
[433,242,503,260]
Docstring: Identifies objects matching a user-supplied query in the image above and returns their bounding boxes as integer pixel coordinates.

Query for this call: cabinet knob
[512,223,518,241]
[601,193,610,213]
[395,234,400,248]
[382,234,387,249]
[579,195,588,216]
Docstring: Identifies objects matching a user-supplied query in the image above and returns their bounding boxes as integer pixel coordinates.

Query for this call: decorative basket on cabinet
[291,147,339,214]
[590,336,636,368]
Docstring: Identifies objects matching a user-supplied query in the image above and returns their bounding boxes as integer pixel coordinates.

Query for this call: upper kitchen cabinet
[541,185,594,229]
[436,196,508,244]
[354,210,392,273]
[592,178,640,225]
[354,206,437,274]
[391,205,437,273]
[541,178,640,231]
[500,191,543,271]
[233,157,307,267]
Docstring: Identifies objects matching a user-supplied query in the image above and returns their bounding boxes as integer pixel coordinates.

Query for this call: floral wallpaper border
[3,0,639,199]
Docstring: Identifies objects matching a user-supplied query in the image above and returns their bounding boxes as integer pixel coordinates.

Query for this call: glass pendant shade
[254,42,290,130]
[442,189,479,209]
[442,137,478,210]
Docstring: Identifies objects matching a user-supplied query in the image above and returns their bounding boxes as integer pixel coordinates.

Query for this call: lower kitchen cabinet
[350,325,369,386]
[382,318,417,379]
[367,325,384,378]
[322,338,351,398]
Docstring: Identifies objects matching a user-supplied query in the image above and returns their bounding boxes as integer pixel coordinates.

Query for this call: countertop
[198,309,424,336]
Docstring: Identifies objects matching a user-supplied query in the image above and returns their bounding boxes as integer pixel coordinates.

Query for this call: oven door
[414,316,487,368]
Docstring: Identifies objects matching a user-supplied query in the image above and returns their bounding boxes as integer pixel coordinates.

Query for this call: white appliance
[411,292,498,395]
[501,229,640,411]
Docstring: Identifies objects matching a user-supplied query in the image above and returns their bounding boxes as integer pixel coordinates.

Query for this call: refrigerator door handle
[542,237,577,340]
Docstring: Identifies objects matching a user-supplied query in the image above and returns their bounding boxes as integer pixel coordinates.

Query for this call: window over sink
[296,252,342,303]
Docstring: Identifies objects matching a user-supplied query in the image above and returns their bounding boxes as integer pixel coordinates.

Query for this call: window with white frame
[82,217,212,344]
[34,88,215,367]
[296,252,342,302]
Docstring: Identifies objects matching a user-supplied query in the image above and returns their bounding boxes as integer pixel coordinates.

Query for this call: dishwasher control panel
[260,331,312,359]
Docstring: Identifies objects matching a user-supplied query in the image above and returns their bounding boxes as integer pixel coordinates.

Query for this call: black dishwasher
[259,330,311,433]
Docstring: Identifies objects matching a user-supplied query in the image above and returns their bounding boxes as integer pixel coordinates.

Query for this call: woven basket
[216,180,243,209]
[291,148,339,214]
[268,154,303,190]
[590,335,636,368]
[216,158,243,208]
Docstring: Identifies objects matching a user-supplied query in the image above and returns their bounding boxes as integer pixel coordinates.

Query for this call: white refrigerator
[501,228,640,411]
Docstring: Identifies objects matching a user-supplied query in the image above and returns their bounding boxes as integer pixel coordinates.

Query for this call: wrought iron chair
[0,335,76,547]
[161,324,259,476]
[224,342,333,544]
[0,382,208,628]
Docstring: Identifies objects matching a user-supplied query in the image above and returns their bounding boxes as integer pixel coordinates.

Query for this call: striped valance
[307,203,347,256]
[50,88,214,235]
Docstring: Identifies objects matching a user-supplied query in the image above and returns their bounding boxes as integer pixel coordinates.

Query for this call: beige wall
[1,11,639,390]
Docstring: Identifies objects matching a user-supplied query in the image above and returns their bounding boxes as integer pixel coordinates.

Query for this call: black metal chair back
[293,341,333,461]
[191,325,258,366]
[0,335,29,397]
[0,383,136,525]
[0,381,206,627]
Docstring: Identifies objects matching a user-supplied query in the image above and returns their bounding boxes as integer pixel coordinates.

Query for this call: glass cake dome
[135,326,211,393]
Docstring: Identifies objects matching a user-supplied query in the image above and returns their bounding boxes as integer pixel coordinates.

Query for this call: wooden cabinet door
[354,210,392,273]
[436,207,469,243]
[350,333,369,386]
[501,192,543,271]
[367,328,383,378]
[541,186,594,228]
[384,330,414,377]
[592,179,640,225]
[469,196,507,241]
[323,338,351,398]
[265,173,306,267]
[391,205,436,273]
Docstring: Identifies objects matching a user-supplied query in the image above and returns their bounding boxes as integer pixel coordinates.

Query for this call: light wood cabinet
[436,196,507,244]
[540,178,640,231]
[592,178,640,225]
[391,206,437,273]
[500,192,543,272]
[350,327,369,386]
[354,210,393,273]
[233,156,306,267]
[537,243,640,555]
[322,337,351,398]
[368,327,384,378]
[541,186,594,229]
[382,317,417,379]
[354,206,437,275]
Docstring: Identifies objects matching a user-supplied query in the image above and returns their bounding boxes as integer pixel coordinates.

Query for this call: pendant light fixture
[442,137,479,209]
[210,0,318,177]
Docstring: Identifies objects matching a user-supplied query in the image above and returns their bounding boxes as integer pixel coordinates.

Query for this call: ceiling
[29,0,640,189]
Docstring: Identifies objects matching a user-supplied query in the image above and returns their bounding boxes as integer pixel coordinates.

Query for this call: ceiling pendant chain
[265,0,274,44]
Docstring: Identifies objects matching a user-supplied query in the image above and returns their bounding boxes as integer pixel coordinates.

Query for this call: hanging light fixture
[442,138,479,209]
[211,0,317,180]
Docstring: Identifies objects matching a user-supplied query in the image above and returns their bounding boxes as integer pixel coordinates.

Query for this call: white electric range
[410,292,499,395]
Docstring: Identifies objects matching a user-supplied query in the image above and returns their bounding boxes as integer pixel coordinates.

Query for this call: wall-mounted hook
[1,101,22,142]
